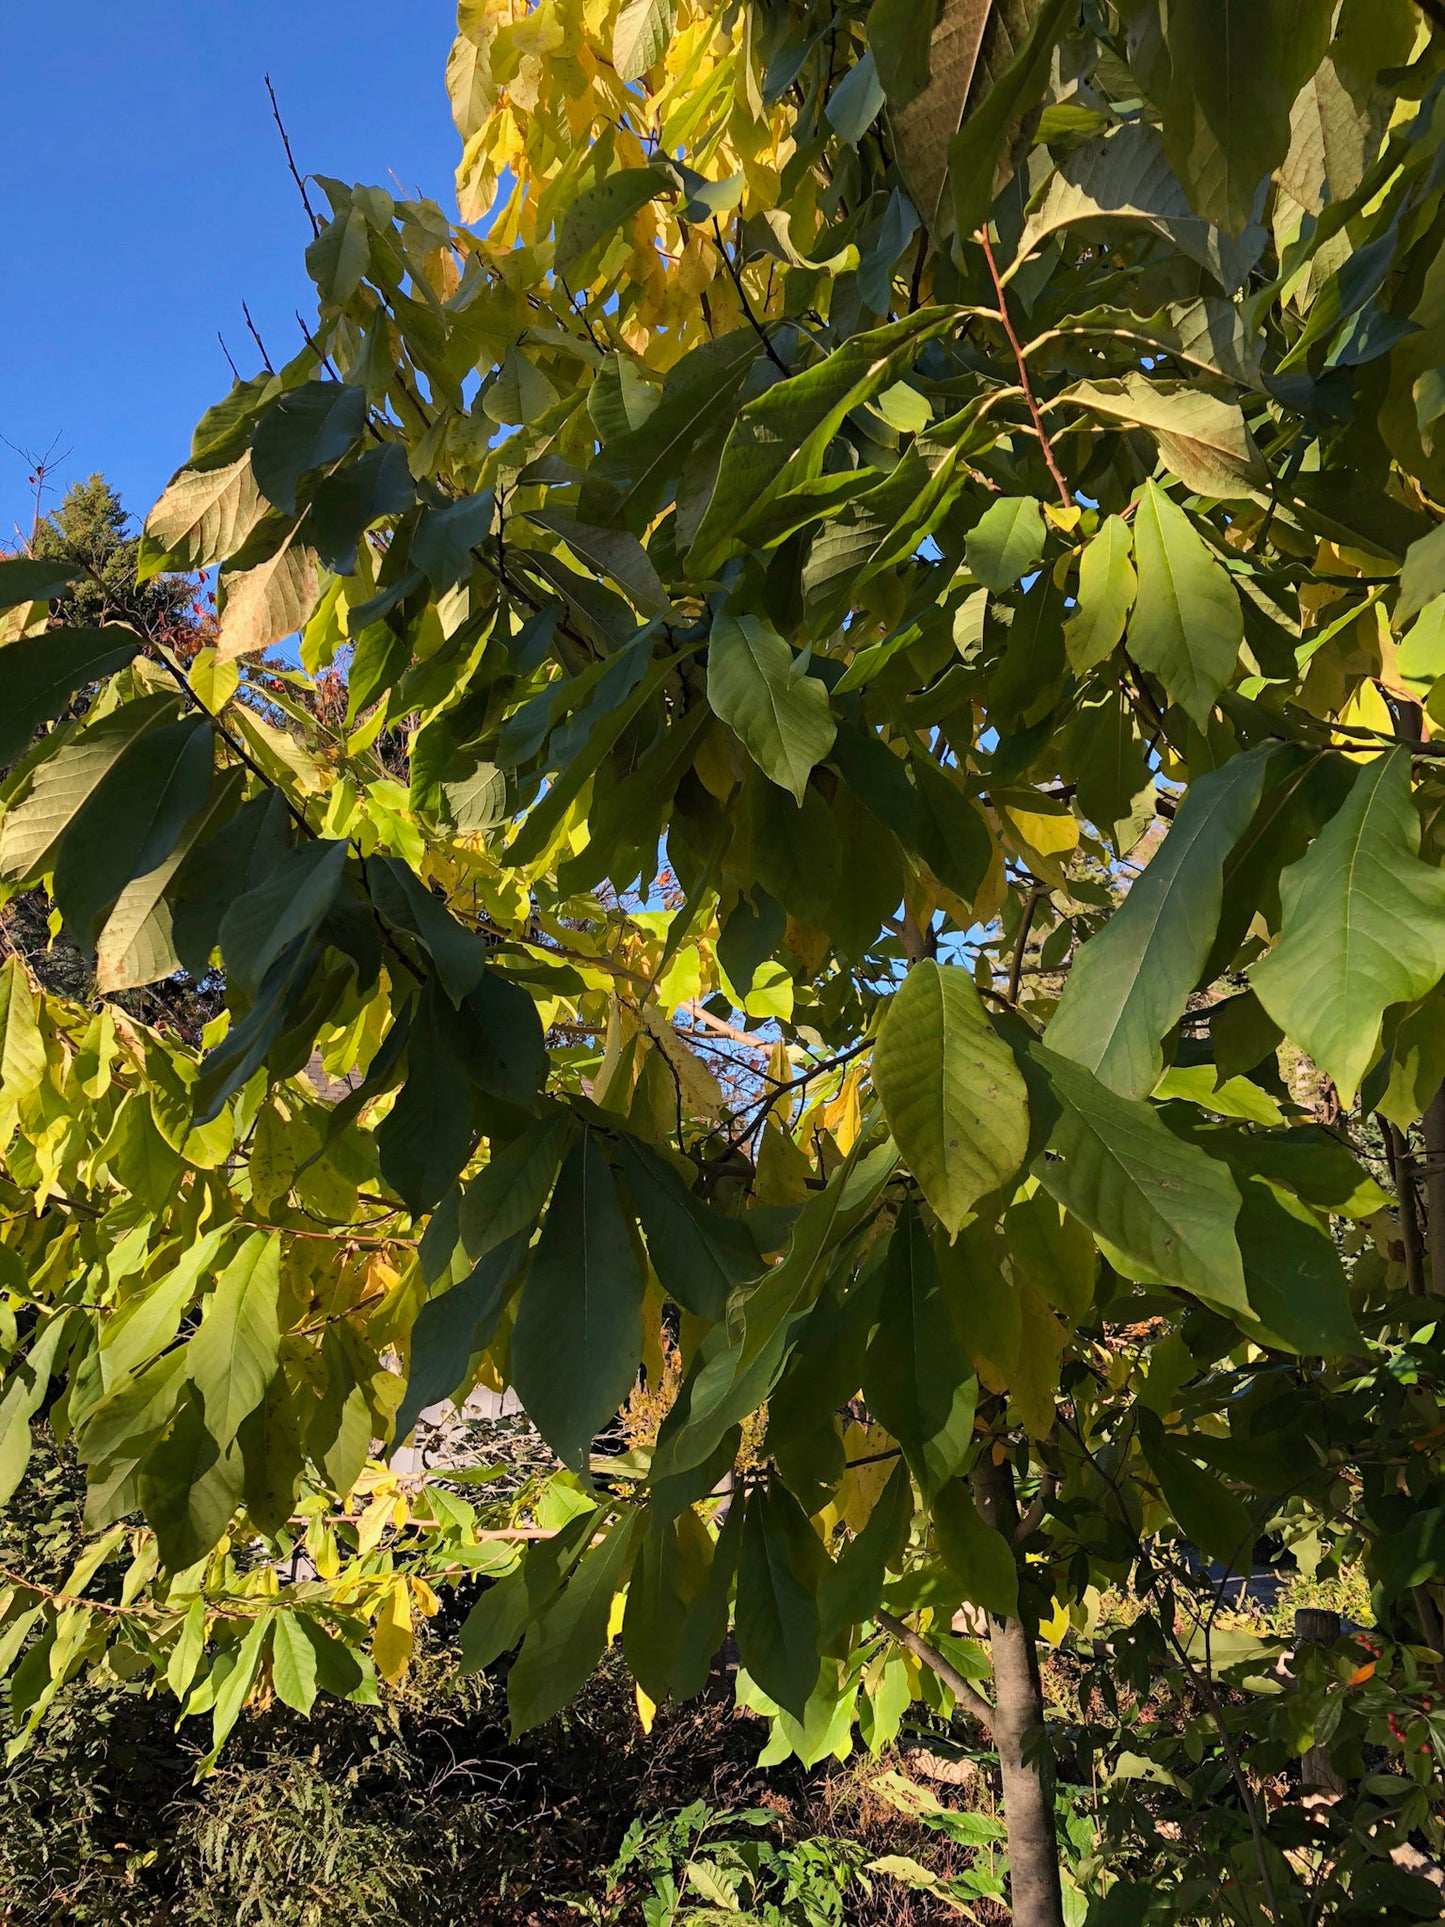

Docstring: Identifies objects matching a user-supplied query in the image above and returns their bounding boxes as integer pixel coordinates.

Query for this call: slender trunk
[973,1451,1066,1927]
[1422,1087,1445,1297]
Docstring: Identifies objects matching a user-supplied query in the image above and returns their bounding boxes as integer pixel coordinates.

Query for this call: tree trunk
[1422,1086,1445,1297]
[973,1451,1066,1927]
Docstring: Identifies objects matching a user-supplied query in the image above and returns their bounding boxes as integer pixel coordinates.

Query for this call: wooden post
[1294,1607,1345,1796]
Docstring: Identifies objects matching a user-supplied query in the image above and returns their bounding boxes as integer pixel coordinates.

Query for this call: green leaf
[0,1314,73,1508]
[526,510,672,616]
[1046,749,1271,1098]
[508,1512,639,1734]
[1016,122,1265,293]
[1396,524,1445,632]
[0,956,46,1102]
[1064,514,1136,677]
[735,1483,827,1718]
[1252,750,1445,1106]
[652,1142,898,1485]
[369,854,490,1003]
[95,767,245,994]
[1,696,178,886]
[459,1111,574,1261]
[395,1231,529,1444]
[218,837,348,1005]
[251,382,367,515]
[1127,481,1242,728]
[819,1460,913,1639]
[1059,376,1263,499]
[873,961,1029,1238]
[689,308,953,574]
[309,443,416,575]
[707,612,836,805]
[612,0,676,81]
[185,1232,282,1443]
[510,1127,645,1469]
[931,1481,1018,1619]
[908,754,993,905]
[377,990,479,1216]
[52,718,214,950]
[866,0,934,107]
[965,496,1045,593]
[1025,1043,1247,1313]
[1235,1178,1360,1356]
[410,490,495,593]
[1157,0,1335,236]
[555,168,670,276]
[948,0,1073,236]
[861,1204,977,1499]
[270,1613,319,1715]
[592,328,759,529]
[1381,990,1445,1129]
[0,626,141,766]
[614,1135,758,1323]
[0,556,84,609]
[826,49,886,145]
[1138,1411,1253,1567]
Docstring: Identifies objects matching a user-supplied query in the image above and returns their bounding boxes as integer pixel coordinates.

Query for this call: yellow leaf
[354,1493,394,1556]
[635,1681,657,1732]
[372,1578,414,1684]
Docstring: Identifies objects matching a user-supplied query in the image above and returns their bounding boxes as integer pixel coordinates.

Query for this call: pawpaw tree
[4,2,1445,1921]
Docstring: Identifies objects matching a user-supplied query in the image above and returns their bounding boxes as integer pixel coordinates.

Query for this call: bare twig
[264,73,321,238]
[712,216,790,375]
[241,302,275,375]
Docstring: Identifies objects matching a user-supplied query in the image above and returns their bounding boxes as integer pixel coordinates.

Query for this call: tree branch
[876,1609,995,1729]
[979,230,1072,511]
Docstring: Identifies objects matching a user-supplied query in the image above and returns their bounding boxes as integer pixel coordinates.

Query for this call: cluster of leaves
[8,0,1445,1918]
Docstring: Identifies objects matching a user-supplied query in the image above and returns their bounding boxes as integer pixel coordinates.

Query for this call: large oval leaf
[872,961,1029,1237]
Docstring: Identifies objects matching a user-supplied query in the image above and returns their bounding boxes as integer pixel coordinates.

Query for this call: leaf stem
[979,230,1072,511]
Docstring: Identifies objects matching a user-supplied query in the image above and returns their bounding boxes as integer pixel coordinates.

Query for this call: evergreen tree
[30,473,198,638]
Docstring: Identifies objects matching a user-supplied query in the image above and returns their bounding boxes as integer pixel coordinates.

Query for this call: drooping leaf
[1127,480,1242,728]
[1064,514,1136,676]
[688,309,953,573]
[735,1483,827,1718]
[1138,1410,1254,1568]
[861,1204,977,1498]
[1025,1043,1247,1314]
[948,0,1073,237]
[395,1231,530,1444]
[872,961,1029,1238]
[51,718,214,950]
[707,612,836,805]
[1046,749,1271,1098]
[965,495,1045,593]
[931,1480,1018,1618]
[0,626,140,766]
[1252,750,1445,1106]
[1156,0,1335,236]
[509,1128,645,1468]
[614,1135,759,1323]
[508,1512,640,1735]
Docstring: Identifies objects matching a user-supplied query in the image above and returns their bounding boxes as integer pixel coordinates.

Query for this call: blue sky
[2,3,460,547]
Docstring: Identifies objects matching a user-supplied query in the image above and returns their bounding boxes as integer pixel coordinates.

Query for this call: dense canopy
[6,2,1445,1919]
